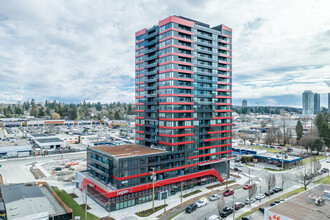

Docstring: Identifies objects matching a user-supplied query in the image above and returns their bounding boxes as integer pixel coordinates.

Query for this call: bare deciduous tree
[239,133,250,145]
[299,134,317,154]
[295,164,313,190]
[281,173,289,190]
[217,195,225,215]
[266,174,276,196]
[249,136,256,146]
[265,127,276,145]
[248,183,257,206]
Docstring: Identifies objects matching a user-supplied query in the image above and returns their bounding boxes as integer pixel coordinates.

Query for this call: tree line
[233,106,301,115]
[0,99,135,120]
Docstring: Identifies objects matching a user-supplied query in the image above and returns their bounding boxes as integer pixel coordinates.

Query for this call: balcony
[87,164,110,178]
[146,47,158,54]
[144,86,158,91]
[89,158,109,168]
[145,77,158,83]
[145,69,158,75]
[145,38,158,47]
[145,53,158,62]
[144,62,158,69]
[145,31,158,39]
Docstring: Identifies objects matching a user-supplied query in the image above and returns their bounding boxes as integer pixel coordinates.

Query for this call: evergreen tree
[46,106,51,116]
[38,106,45,118]
[295,120,303,143]
[312,139,323,155]
[319,121,330,148]
[315,113,325,133]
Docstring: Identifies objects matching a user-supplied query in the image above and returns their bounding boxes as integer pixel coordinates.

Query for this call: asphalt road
[174,159,330,220]
[0,151,86,183]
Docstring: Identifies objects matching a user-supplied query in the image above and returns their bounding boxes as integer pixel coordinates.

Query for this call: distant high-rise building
[242,99,247,107]
[314,93,320,114]
[302,90,314,115]
[328,93,330,113]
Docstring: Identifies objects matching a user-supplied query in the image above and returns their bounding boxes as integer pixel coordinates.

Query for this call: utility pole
[84,184,87,220]
[281,150,284,171]
[180,181,183,202]
[259,186,262,202]
[152,167,155,211]
[248,168,251,184]
[226,159,229,188]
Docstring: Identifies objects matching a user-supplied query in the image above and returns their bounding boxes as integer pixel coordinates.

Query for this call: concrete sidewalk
[59,174,250,220]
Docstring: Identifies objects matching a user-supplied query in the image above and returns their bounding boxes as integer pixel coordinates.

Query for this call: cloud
[0,0,329,107]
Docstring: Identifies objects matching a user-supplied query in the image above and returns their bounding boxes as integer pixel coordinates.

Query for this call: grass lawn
[239,144,280,153]
[51,186,100,220]
[315,175,330,185]
[235,187,305,220]
[263,168,288,172]
[302,155,326,165]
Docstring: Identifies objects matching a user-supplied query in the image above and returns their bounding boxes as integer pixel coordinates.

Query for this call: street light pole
[259,185,262,202]
[233,195,236,220]
[152,167,155,211]
[180,181,183,203]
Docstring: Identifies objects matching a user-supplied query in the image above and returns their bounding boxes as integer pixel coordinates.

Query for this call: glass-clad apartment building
[76,16,232,212]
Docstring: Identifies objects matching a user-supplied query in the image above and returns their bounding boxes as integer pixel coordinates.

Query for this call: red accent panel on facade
[135,81,144,85]
[211,123,233,127]
[159,36,194,43]
[135,123,144,126]
[217,74,232,78]
[215,96,232,99]
[159,16,195,28]
[215,103,232,106]
[135,53,144,58]
[158,125,194,129]
[158,27,194,36]
[135,60,144,64]
[136,67,144,71]
[158,141,194,146]
[159,44,194,51]
[135,103,144,105]
[158,110,194,113]
[136,39,144,44]
[158,102,194,105]
[204,136,232,142]
[220,40,232,45]
[222,34,232,38]
[214,110,232,113]
[159,118,194,121]
[158,85,194,90]
[188,150,232,159]
[207,130,232,134]
[135,96,144,98]
[159,61,194,66]
[135,110,144,112]
[136,74,144,78]
[135,137,144,140]
[212,117,232,120]
[158,77,194,82]
[135,117,144,119]
[158,94,194,97]
[198,143,232,150]
[135,130,144,134]
[158,133,194,137]
[216,89,232,92]
[219,54,232,58]
[218,60,232,65]
[135,46,144,51]
[135,89,144,91]
[219,47,232,52]
[136,28,147,37]
[216,82,232,85]
[158,69,194,74]
[159,52,194,59]
[222,25,232,32]
[218,68,232,72]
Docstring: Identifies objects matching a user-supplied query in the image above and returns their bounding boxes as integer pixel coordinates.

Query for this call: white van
[208,215,221,220]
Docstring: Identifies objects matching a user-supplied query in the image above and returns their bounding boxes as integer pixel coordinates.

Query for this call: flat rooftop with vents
[92,144,165,158]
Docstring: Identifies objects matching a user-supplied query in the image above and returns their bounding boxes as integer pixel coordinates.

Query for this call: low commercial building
[0,140,32,157]
[253,152,301,168]
[1,182,72,220]
[265,184,330,220]
[29,134,65,151]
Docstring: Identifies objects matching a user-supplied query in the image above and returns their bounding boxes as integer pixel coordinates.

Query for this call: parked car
[280,198,285,202]
[287,148,293,152]
[265,190,275,196]
[259,207,265,213]
[185,203,198,213]
[196,198,208,207]
[317,171,323,175]
[224,189,234,196]
[209,194,220,201]
[270,202,276,207]
[245,198,255,204]
[208,215,221,220]
[326,158,330,163]
[243,184,253,190]
[242,217,252,220]
[322,168,329,173]
[273,186,283,193]
[234,167,242,172]
[220,207,233,218]
[234,202,245,210]
[256,194,266,200]
[275,200,281,204]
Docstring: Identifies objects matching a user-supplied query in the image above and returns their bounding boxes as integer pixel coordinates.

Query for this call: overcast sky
[0,0,330,107]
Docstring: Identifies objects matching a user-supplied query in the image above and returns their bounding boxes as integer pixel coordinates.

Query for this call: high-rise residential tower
[302,90,314,115]
[75,16,232,212]
[328,93,330,113]
[242,99,247,107]
[314,93,320,114]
